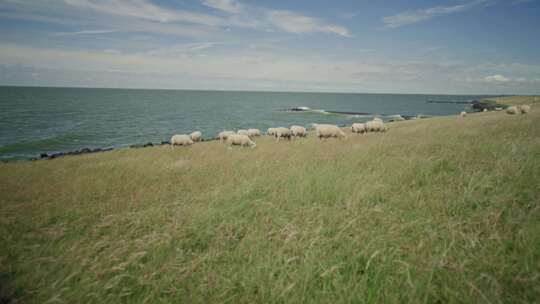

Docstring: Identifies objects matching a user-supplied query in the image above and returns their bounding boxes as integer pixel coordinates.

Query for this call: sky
[0,0,539,94]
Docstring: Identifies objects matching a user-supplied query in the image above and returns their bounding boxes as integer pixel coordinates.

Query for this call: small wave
[0,133,84,154]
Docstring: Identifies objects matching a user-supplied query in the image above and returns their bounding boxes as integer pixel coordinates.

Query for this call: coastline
[1,95,533,163]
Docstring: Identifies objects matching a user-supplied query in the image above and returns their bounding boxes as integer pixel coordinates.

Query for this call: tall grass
[1,96,539,303]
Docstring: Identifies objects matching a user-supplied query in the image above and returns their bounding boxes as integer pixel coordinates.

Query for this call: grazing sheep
[170,134,193,147]
[227,134,256,148]
[506,106,520,115]
[366,120,388,132]
[218,131,235,142]
[351,123,367,134]
[314,124,346,139]
[190,131,202,142]
[274,127,291,141]
[237,129,249,136]
[483,108,488,112]
[247,128,261,137]
[460,111,467,117]
[519,104,531,114]
[290,125,307,138]
[267,128,277,136]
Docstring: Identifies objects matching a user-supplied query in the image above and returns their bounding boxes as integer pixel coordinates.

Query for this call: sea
[0,86,498,160]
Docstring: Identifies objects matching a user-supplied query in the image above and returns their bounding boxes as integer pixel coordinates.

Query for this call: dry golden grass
[0,96,539,303]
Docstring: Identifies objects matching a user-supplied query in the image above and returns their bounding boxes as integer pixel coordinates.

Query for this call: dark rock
[102,147,114,152]
[81,148,91,153]
[130,144,143,148]
[40,153,48,159]
[161,141,170,145]
[143,142,153,147]
[91,148,102,153]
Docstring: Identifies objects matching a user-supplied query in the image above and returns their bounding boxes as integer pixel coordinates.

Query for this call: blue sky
[0,0,539,94]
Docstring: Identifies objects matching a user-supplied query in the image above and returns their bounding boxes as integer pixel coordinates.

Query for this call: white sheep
[218,131,235,142]
[519,104,531,114]
[460,111,467,117]
[247,129,261,137]
[314,124,346,139]
[267,128,277,136]
[274,127,291,141]
[290,125,307,137]
[506,106,520,115]
[170,134,194,147]
[351,123,367,134]
[190,131,202,142]
[227,134,256,148]
[366,120,388,132]
[237,129,249,136]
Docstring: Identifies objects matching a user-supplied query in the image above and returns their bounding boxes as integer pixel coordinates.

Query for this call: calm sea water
[0,86,496,160]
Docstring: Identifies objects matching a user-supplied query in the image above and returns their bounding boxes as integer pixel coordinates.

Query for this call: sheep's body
[274,127,291,141]
[170,134,194,146]
[460,111,467,117]
[190,131,202,142]
[366,120,388,132]
[519,105,531,114]
[247,129,261,137]
[267,128,277,136]
[237,129,249,136]
[314,124,346,139]
[218,131,235,141]
[290,125,307,137]
[506,106,520,115]
[351,123,367,134]
[227,134,256,148]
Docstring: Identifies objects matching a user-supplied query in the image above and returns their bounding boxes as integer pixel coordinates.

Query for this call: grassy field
[1,96,539,303]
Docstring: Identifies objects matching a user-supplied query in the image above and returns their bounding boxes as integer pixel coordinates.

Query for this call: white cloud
[382,0,491,28]
[265,10,351,37]
[63,0,221,25]
[55,29,117,36]
[483,74,510,83]
[202,0,244,14]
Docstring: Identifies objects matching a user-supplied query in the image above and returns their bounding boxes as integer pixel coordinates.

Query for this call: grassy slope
[1,96,539,303]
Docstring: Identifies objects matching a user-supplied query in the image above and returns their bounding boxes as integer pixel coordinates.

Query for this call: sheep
[290,125,307,138]
[170,134,193,147]
[366,120,388,132]
[274,127,291,141]
[227,134,256,148]
[519,104,531,114]
[218,131,235,142]
[189,131,202,142]
[314,124,346,139]
[506,106,520,115]
[247,128,261,137]
[351,123,367,134]
[237,129,249,136]
[460,111,467,117]
[267,128,277,136]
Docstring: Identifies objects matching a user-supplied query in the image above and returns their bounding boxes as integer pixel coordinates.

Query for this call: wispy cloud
[63,0,222,25]
[483,74,510,83]
[265,10,351,37]
[55,29,117,36]
[382,0,491,28]
[202,0,244,14]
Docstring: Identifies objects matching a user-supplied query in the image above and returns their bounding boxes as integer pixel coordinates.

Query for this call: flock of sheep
[170,104,532,149]
[506,104,531,115]
[170,118,389,149]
